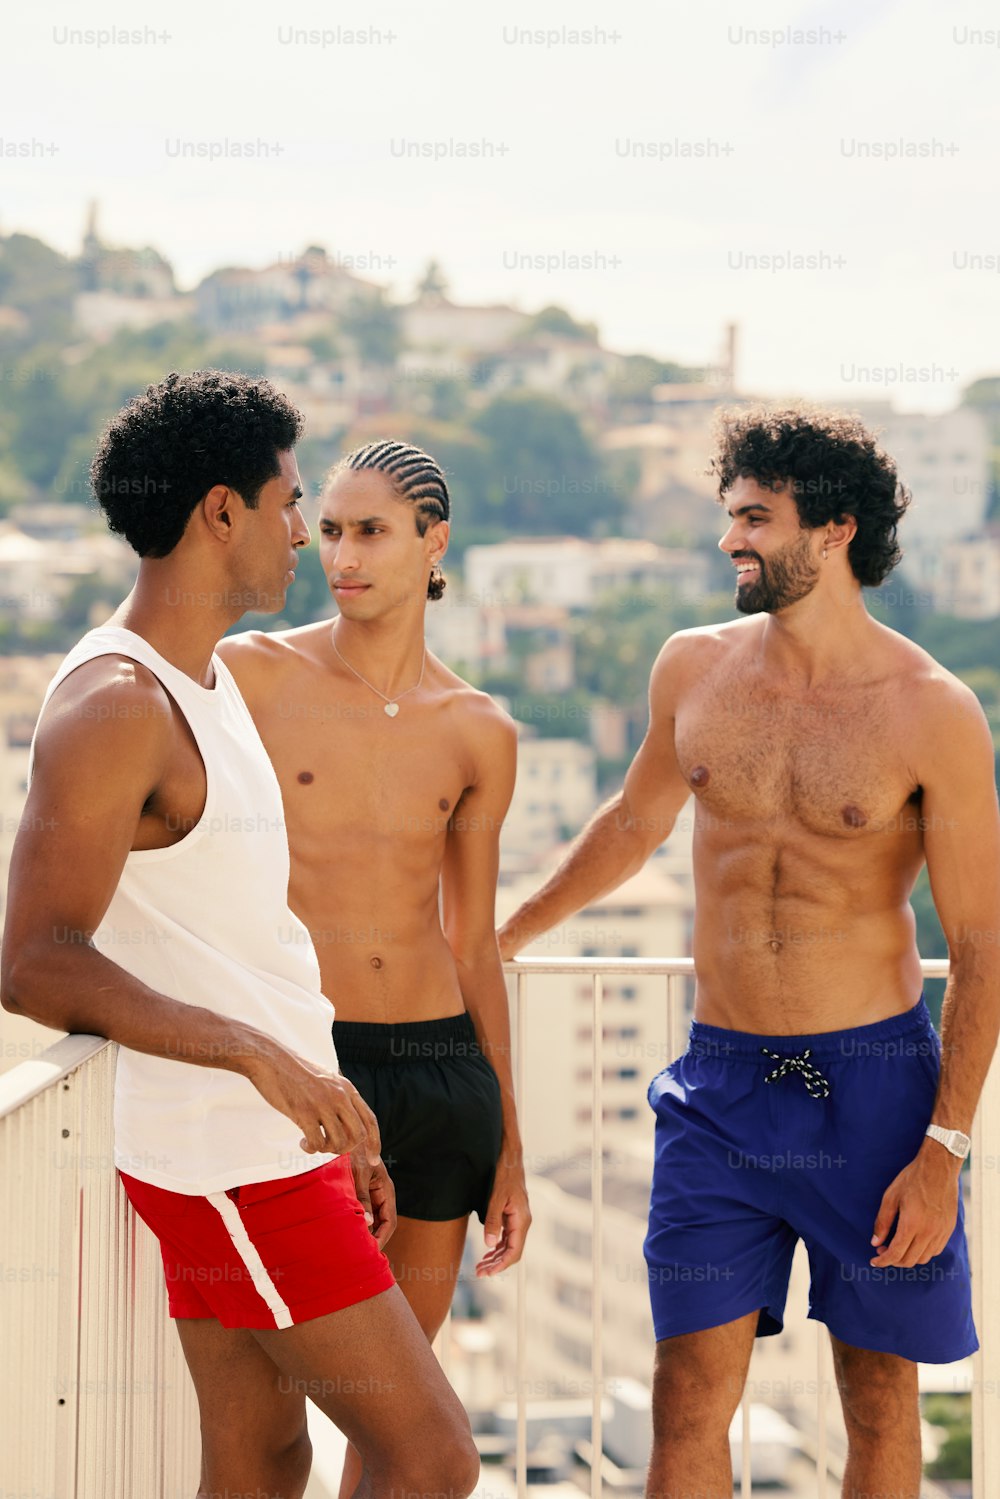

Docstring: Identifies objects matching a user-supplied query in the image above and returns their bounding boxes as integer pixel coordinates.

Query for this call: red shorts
[119,1157,395,1329]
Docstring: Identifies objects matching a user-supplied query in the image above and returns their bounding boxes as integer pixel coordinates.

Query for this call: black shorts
[333,1012,503,1223]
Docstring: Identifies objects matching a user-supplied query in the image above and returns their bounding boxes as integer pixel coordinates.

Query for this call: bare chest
[255,693,470,854]
[674,678,918,837]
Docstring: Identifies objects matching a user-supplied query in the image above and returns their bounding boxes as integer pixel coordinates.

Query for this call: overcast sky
[3,0,999,412]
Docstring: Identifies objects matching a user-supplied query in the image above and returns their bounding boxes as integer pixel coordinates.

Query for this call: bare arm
[871,681,1000,1267]
[497,634,695,958]
[441,706,529,1273]
[0,660,377,1160]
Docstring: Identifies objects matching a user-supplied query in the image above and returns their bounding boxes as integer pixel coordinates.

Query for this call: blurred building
[464,537,711,609]
[500,734,597,868]
[196,246,382,333]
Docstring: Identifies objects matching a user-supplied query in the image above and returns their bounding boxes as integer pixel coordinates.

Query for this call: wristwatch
[925,1124,971,1160]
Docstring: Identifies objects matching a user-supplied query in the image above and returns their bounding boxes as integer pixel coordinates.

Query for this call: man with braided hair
[498,405,1000,1497]
[220,439,529,1488]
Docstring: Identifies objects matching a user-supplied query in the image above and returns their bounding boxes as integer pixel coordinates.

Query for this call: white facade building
[464,538,711,610]
[500,735,597,866]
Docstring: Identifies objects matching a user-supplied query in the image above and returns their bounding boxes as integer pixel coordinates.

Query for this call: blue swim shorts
[643,997,977,1363]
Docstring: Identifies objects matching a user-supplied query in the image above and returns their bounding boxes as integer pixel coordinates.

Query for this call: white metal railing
[1,960,995,1497]
[0,1033,200,1498]
[506,956,998,1499]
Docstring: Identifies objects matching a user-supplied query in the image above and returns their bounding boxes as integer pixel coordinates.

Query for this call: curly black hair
[90,370,304,557]
[710,405,911,587]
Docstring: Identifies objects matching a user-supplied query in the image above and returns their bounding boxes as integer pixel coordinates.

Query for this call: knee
[652,1346,742,1439]
[201,1423,312,1499]
[837,1357,917,1442]
[276,1426,313,1497]
[400,1422,480,1499]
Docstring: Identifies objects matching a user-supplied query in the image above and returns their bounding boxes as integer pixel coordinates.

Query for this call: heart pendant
[384,702,400,718]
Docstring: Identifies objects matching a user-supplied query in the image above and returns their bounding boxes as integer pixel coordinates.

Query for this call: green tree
[0,233,77,344]
[522,304,598,343]
[471,391,621,535]
[340,291,402,366]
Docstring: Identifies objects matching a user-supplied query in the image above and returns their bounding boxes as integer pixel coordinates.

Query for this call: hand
[351,1148,397,1250]
[246,1042,381,1161]
[870,1143,961,1269]
[496,924,521,964]
[476,1160,531,1276]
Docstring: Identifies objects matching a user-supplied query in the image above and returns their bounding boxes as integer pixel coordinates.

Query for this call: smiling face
[718,475,823,615]
[318,468,448,620]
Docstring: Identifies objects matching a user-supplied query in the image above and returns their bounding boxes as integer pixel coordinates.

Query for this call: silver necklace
[331,630,426,717]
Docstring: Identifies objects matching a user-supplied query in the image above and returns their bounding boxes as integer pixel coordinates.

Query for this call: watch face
[954,1132,972,1156]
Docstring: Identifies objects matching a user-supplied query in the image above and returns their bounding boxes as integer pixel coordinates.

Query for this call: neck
[756,581,874,685]
[109,559,246,688]
[331,614,427,697]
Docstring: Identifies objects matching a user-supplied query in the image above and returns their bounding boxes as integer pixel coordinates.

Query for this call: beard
[734,531,821,615]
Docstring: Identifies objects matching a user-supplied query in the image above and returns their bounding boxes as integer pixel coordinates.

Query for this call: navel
[370,955,383,971]
[841,803,867,828]
[690,765,710,788]
[297,771,315,785]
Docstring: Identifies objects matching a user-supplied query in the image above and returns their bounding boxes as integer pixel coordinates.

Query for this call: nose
[330,534,360,572]
[292,509,311,549]
[719,517,742,554]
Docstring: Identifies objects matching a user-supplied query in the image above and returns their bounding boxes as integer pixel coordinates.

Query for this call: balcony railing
[0,959,995,1497]
[507,957,999,1499]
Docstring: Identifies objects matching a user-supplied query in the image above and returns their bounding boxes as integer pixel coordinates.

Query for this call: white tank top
[33,626,339,1194]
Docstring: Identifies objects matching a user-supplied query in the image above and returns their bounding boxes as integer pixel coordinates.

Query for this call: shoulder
[34,655,174,774]
[218,623,329,692]
[434,658,516,737]
[875,625,993,761]
[430,658,518,779]
[649,618,754,702]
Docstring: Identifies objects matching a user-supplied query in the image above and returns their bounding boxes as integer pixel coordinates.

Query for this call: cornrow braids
[334,439,451,600]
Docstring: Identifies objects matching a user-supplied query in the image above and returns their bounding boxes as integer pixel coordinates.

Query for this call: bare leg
[339,1215,469,1499]
[646,1310,758,1499]
[831,1335,921,1499]
[252,1282,479,1499]
[175,1317,312,1499]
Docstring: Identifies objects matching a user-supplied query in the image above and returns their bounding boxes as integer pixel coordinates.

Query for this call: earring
[822,548,828,559]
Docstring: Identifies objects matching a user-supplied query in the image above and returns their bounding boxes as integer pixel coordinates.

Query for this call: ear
[200,484,240,544]
[425,518,450,567]
[825,515,857,555]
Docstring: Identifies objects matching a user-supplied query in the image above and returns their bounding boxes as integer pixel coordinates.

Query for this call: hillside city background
[1,210,997,1493]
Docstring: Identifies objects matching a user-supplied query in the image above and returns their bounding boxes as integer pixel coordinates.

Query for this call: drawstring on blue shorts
[761,1046,831,1100]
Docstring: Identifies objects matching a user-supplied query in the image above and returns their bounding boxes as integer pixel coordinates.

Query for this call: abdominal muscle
[689,838,925,1035]
[289,872,467,1025]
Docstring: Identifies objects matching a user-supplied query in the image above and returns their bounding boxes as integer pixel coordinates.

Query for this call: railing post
[515,967,528,1499]
[592,971,604,1499]
[972,1047,1000,1497]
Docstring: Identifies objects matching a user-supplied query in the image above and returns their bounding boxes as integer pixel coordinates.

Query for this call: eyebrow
[318,514,388,527]
[726,502,772,519]
[288,484,304,501]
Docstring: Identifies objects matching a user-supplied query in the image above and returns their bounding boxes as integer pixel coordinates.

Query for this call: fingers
[314,1079,381,1158]
[870,1186,900,1254]
[475,1189,532,1276]
[351,1157,375,1228]
[336,1077,382,1162]
[370,1167,397,1249]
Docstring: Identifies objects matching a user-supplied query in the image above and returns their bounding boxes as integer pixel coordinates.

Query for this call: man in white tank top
[0,372,479,1499]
